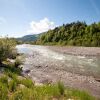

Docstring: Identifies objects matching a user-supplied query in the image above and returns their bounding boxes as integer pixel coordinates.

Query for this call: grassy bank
[0,61,96,100]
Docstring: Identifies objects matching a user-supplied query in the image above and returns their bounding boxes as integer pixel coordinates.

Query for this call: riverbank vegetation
[35,21,100,47]
[0,38,96,100]
[0,67,96,100]
[0,38,17,65]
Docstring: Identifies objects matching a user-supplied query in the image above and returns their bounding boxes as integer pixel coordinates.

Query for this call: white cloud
[0,17,6,24]
[27,18,55,34]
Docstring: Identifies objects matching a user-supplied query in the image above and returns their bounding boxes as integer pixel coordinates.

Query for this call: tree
[36,21,100,47]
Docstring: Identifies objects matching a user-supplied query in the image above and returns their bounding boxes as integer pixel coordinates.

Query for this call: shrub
[0,38,17,64]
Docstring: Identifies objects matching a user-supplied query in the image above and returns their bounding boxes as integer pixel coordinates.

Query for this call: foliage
[10,84,96,100]
[19,78,34,88]
[58,81,65,95]
[36,21,100,47]
[0,76,8,86]
[0,82,8,100]
[8,80,17,92]
[14,58,22,68]
[0,65,96,100]
[0,38,17,64]
[17,34,39,43]
[65,88,96,100]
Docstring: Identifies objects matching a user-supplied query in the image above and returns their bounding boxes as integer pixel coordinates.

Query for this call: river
[16,44,100,97]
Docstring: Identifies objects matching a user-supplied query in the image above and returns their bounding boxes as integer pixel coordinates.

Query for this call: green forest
[35,21,100,47]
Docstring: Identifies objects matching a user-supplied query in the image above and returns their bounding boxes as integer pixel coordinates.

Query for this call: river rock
[24,69,30,73]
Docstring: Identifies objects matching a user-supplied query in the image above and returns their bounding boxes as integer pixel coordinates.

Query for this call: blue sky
[0,0,100,37]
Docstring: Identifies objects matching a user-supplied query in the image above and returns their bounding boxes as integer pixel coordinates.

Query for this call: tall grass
[0,63,96,100]
[0,82,8,100]
[0,74,96,100]
[10,84,96,100]
[58,81,65,95]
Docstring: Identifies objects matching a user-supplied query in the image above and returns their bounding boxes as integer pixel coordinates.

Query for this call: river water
[16,44,100,78]
[16,44,100,97]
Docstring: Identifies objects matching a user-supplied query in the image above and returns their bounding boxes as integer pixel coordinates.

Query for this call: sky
[0,0,100,37]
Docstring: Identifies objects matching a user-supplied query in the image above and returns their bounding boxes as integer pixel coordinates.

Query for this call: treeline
[35,21,100,47]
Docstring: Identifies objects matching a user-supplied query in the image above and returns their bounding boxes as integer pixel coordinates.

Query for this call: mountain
[17,34,39,42]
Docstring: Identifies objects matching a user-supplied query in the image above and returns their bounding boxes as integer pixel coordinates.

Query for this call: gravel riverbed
[17,44,100,98]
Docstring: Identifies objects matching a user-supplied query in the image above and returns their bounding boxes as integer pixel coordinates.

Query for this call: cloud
[27,18,55,34]
[0,17,6,24]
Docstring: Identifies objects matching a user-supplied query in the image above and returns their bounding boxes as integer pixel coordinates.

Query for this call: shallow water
[16,44,100,78]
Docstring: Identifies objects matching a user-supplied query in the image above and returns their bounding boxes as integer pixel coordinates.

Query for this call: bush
[0,38,17,64]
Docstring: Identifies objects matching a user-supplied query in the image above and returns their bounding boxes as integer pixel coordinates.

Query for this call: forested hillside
[35,21,100,47]
[17,34,39,42]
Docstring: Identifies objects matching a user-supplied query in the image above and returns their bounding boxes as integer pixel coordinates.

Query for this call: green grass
[0,60,97,100]
[0,82,8,100]
[64,88,96,100]
[0,74,96,100]
[58,81,65,95]
[9,84,96,100]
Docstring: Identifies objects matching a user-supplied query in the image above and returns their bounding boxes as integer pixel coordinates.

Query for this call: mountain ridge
[16,34,39,42]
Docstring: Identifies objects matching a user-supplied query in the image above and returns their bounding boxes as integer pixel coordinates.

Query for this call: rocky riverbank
[48,46,100,57]
[17,44,100,98]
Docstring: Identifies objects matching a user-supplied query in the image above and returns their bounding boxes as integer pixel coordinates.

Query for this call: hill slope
[17,34,39,42]
[36,21,100,47]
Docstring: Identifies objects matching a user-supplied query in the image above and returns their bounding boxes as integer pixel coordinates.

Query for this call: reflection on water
[16,44,100,78]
